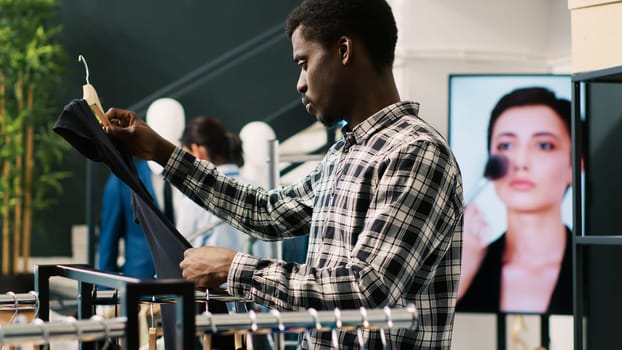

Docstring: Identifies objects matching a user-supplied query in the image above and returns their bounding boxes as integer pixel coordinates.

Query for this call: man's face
[291,26,346,127]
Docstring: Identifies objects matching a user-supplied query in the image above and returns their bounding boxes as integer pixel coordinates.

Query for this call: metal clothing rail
[0,306,417,348]
[0,292,39,311]
[94,289,250,305]
[195,305,418,334]
[34,264,195,350]
[0,316,125,347]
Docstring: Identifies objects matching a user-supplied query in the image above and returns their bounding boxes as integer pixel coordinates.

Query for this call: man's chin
[316,114,343,129]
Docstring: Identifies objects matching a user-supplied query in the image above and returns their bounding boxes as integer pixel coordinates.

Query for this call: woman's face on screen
[490,105,572,213]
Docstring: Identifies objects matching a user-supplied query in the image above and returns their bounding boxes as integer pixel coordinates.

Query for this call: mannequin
[145,98,185,223]
[239,121,276,190]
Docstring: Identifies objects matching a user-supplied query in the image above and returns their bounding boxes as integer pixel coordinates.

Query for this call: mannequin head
[145,98,185,174]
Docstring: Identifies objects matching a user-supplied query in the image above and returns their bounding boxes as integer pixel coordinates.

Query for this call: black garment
[457,227,572,315]
[54,100,231,349]
[163,180,175,225]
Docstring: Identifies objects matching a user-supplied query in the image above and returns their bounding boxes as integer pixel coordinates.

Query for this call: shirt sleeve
[227,140,463,311]
[163,147,316,241]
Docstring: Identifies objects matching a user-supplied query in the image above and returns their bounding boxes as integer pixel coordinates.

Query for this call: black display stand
[34,264,195,350]
[572,65,622,350]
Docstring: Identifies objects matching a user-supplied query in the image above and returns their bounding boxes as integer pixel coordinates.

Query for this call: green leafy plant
[0,0,71,275]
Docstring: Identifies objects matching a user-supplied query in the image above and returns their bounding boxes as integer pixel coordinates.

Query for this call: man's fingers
[104,124,131,139]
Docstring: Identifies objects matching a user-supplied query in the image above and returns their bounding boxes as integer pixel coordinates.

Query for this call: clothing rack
[0,315,125,347]
[0,290,246,312]
[0,292,39,311]
[35,264,196,350]
[0,305,417,348]
[195,305,418,334]
[26,264,420,349]
[94,289,250,305]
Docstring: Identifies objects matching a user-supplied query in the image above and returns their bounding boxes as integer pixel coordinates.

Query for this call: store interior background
[389,1,572,349]
[30,1,573,349]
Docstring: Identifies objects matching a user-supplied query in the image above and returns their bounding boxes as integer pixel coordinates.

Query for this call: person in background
[176,116,272,258]
[97,160,156,279]
[104,0,463,348]
[457,87,572,314]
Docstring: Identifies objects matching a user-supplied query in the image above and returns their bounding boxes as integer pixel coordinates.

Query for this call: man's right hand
[104,107,176,166]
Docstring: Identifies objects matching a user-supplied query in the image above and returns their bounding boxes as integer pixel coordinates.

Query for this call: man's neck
[346,72,400,128]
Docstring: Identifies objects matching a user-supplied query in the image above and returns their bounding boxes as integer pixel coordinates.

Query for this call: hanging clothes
[54,99,231,350]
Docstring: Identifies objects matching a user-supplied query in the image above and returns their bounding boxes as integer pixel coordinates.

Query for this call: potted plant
[0,0,70,288]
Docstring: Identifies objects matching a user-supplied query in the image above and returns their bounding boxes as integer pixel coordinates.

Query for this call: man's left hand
[179,246,237,289]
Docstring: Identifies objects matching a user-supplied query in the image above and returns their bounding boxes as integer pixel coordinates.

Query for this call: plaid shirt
[164,101,463,349]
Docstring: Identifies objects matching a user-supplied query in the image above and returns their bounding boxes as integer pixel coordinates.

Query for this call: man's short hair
[286,0,398,72]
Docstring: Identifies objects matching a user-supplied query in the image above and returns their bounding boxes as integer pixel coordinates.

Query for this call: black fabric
[457,227,573,315]
[54,99,231,349]
[163,180,175,225]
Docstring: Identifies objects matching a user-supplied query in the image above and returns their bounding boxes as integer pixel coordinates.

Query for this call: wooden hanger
[78,54,110,126]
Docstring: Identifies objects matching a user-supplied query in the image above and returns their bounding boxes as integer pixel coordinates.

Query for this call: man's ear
[338,36,352,64]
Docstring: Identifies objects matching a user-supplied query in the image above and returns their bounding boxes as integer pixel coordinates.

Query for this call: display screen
[449,74,572,314]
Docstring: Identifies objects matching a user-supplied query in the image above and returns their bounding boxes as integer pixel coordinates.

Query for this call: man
[105,0,463,348]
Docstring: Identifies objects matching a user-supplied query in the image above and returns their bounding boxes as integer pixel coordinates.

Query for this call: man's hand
[103,107,175,165]
[179,246,238,290]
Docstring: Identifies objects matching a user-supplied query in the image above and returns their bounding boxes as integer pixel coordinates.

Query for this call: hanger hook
[246,310,257,350]
[92,315,112,350]
[269,309,285,332]
[150,295,156,329]
[205,288,210,313]
[67,316,83,340]
[383,306,393,328]
[33,318,50,349]
[203,311,217,334]
[307,308,321,330]
[248,309,258,332]
[334,308,342,329]
[359,307,369,329]
[78,54,90,85]
[7,292,18,324]
[28,291,40,319]
[406,303,418,330]
[379,328,387,350]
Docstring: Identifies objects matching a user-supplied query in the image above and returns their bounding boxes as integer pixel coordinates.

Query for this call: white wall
[390,0,571,133]
[388,1,573,349]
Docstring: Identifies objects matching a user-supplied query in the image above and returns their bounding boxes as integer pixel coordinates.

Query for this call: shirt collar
[341,101,420,148]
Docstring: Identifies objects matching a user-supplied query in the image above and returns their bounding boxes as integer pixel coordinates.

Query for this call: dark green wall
[34,0,310,256]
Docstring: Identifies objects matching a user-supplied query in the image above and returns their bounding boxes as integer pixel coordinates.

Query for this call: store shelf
[572,64,622,350]
[573,65,622,83]
[575,235,622,245]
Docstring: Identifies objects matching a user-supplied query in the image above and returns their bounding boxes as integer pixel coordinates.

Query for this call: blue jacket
[98,160,157,278]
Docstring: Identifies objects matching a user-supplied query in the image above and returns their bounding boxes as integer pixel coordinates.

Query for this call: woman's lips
[509,179,535,190]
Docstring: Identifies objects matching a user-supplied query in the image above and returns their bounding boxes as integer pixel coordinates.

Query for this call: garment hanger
[357,307,368,348]
[28,291,39,319]
[33,318,50,350]
[78,54,110,126]
[331,308,341,350]
[245,310,257,350]
[6,292,18,324]
[201,310,217,350]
